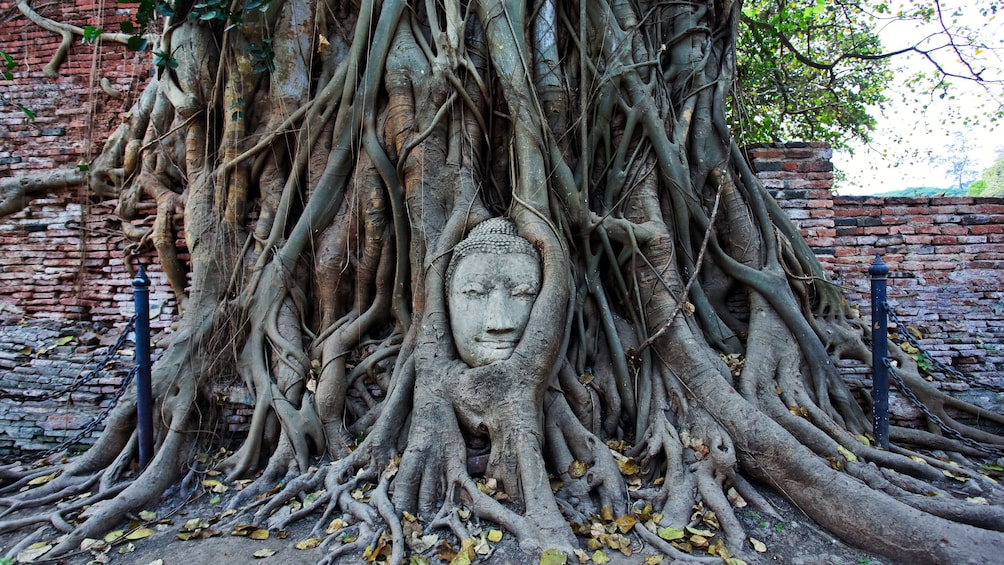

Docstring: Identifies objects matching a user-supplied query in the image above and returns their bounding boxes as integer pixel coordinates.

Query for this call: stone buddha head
[446,218,542,367]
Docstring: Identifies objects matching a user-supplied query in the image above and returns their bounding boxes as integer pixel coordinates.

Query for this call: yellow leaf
[326,518,348,534]
[539,548,568,565]
[726,487,747,508]
[592,550,610,564]
[750,537,767,552]
[709,538,731,558]
[27,472,59,486]
[253,548,276,558]
[836,445,858,462]
[231,524,255,536]
[295,537,322,549]
[614,513,636,534]
[139,510,157,522]
[943,469,970,482]
[317,34,331,53]
[643,556,664,565]
[487,529,503,542]
[17,543,52,562]
[689,534,709,548]
[249,528,270,540]
[657,527,684,541]
[616,458,639,476]
[568,460,590,479]
[686,526,714,537]
[126,527,155,540]
[104,529,125,542]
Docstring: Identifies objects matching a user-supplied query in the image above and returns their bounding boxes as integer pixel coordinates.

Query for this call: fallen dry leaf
[326,518,348,534]
[616,457,639,476]
[27,472,59,486]
[295,537,323,550]
[253,548,276,558]
[568,460,590,479]
[125,527,155,540]
[750,537,767,552]
[17,542,52,563]
[614,513,636,534]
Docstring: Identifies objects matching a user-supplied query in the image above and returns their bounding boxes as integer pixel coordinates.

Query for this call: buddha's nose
[484,291,516,332]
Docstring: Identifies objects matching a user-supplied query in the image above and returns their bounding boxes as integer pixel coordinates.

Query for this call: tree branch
[0,168,84,217]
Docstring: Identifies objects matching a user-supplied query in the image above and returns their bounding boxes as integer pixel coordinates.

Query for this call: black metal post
[869,255,890,449]
[132,265,154,468]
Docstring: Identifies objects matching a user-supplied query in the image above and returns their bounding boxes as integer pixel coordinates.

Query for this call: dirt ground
[0,480,891,565]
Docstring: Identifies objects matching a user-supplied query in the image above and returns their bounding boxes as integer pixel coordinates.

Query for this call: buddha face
[448,251,541,367]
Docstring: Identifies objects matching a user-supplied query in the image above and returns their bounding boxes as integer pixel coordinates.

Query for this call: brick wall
[0,1,179,459]
[1,1,148,176]
[749,142,1004,421]
[1,1,174,323]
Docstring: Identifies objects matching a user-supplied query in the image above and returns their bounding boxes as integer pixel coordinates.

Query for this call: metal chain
[12,365,139,464]
[887,361,1003,456]
[0,316,136,402]
[885,303,1004,393]
[0,317,139,464]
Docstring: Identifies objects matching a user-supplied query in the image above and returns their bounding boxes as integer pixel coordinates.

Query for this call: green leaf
[657,527,685,541]
[120,21,134,34]
[18,105,35,121]
[539,549,567,565]
[127,35,148,52]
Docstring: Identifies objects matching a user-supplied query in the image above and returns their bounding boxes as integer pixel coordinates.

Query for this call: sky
[831,0,1004,195]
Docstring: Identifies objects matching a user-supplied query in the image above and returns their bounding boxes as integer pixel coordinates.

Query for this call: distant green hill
[872,185,968,197]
